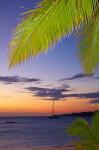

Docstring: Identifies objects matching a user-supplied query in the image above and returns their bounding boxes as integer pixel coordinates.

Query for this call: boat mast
[52,99,54,116]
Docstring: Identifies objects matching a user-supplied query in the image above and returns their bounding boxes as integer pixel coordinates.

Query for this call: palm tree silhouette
[66,111,99,150]
[8,0,99,73]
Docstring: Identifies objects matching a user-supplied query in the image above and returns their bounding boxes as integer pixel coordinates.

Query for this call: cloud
[26,85,99,101]
[94,77,99,79]
[60,73,93,81]
[82,92,99,99]
[0,75,41,84]
[89,99,99,104]
[63,91,99,99]
[26,86,71,100]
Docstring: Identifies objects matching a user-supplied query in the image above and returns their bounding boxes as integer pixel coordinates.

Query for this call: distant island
[59,110,99,117]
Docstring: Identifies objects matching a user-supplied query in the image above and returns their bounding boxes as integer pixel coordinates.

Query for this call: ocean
[0,116,91,150]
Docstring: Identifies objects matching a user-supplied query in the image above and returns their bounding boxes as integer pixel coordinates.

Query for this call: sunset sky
[0,0,99,116]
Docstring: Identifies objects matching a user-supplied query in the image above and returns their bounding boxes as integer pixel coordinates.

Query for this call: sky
[0,0,99,116]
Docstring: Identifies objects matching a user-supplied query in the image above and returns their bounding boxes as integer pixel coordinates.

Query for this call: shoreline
[29,145,74,150]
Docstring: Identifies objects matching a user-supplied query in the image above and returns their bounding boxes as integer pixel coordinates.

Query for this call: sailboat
[49,99,59,118]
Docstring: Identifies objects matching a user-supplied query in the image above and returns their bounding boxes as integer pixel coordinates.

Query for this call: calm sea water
[0,116,91,150]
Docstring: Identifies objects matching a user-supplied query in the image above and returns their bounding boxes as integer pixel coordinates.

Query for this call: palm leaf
[92,111,99,144]
[8,0,97,67]
[67,118,90,138]
[66,117,97,147]
[79,14,99,74]
[66,113,99,150]
[76,142,96,150]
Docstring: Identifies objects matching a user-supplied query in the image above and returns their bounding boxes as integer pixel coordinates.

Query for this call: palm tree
[66,111,99,150]
[8,0,99,73]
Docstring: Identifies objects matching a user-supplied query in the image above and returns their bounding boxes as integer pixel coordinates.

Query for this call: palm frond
[8,0,97,67]
[92,111,99,143]
[67,118,90,138]
[66,112,99,150]
[79,14,99,74]
[66,117,97,147]
[76,142,96,150]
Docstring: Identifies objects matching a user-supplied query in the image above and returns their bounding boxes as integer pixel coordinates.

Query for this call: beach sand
[32,145,74,150]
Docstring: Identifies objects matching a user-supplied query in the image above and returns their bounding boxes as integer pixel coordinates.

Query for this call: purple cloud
[60,73,93,81]
[26,86,71,100]
[0,76,41,84]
